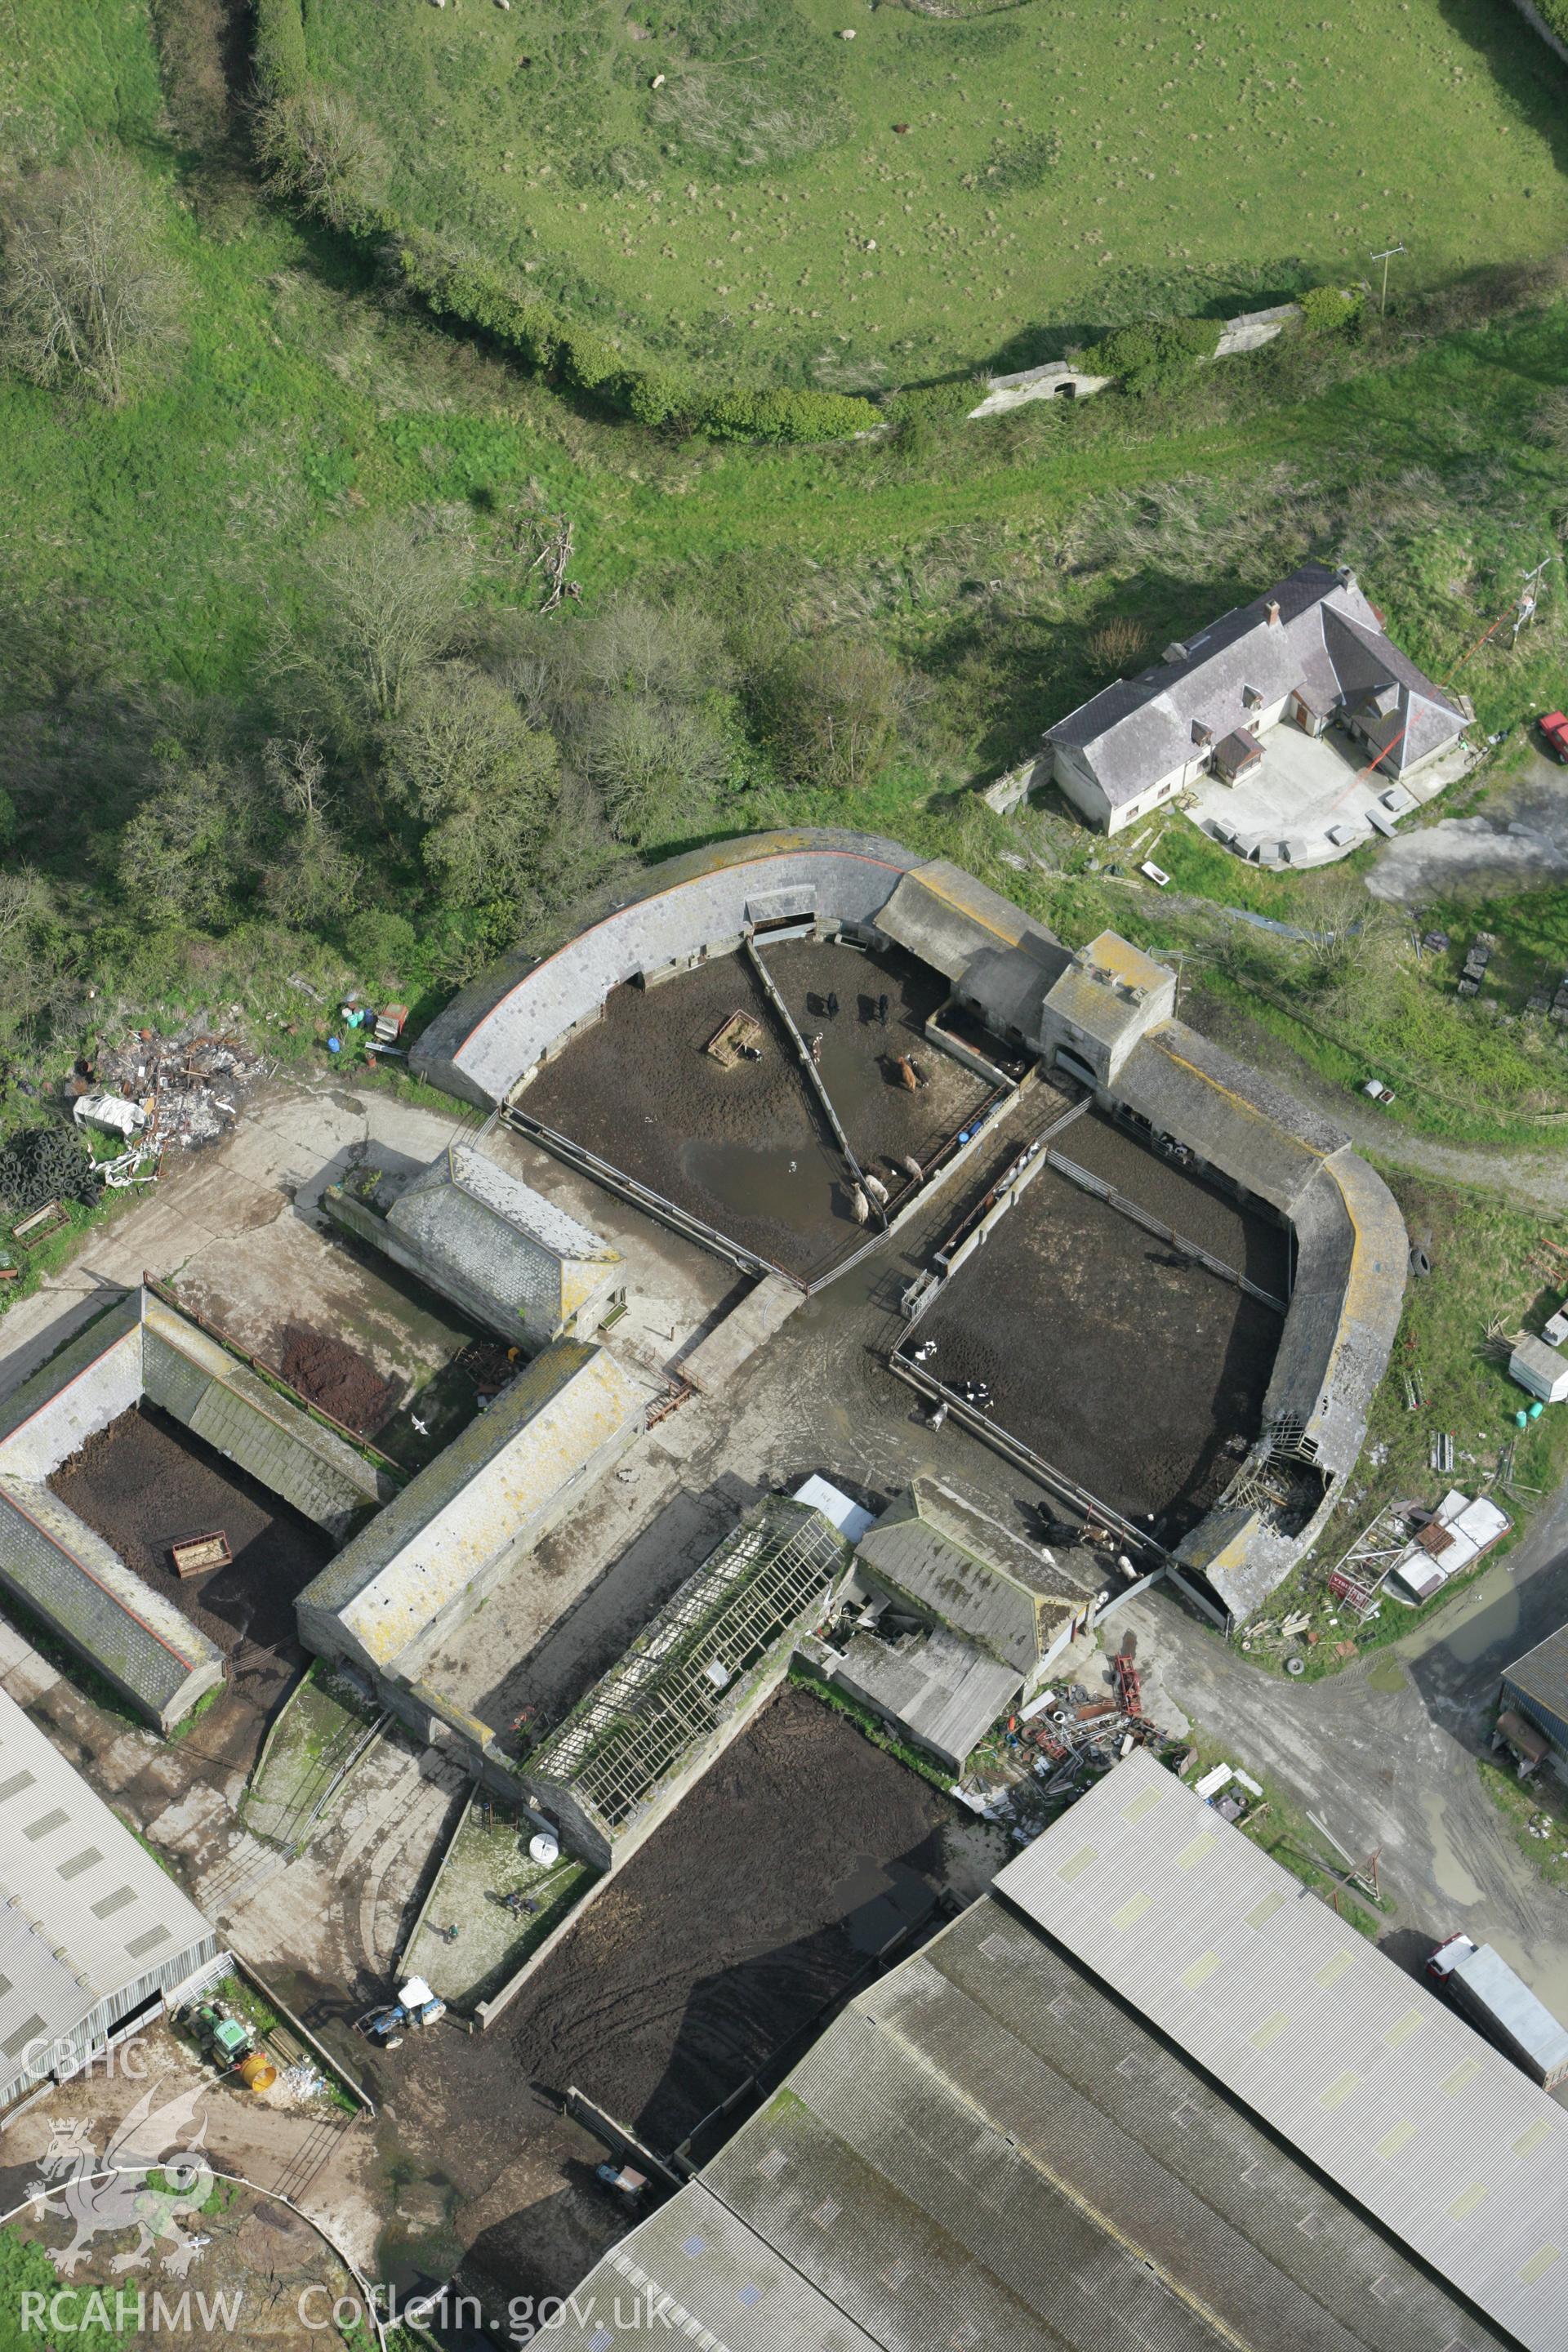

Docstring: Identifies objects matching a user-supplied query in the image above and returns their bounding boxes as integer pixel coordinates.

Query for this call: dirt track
[505,1687,954,2152]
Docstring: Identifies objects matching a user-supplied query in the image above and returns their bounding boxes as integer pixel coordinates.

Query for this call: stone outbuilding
[326,1141,624,1352]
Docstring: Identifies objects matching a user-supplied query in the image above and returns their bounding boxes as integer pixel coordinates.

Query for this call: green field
[297,0,1568,387]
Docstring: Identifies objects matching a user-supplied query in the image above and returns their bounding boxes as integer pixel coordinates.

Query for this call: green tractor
[186,2000,277,2092]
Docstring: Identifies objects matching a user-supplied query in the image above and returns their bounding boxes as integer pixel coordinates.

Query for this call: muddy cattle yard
[503,1687,956,2154]
[906,1149,1284,1537]
[48,1403,334,1673]
[1053,1108,1292,1296]
[519,939,995,1281]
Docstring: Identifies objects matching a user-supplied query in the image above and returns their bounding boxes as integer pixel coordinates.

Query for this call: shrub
[1085,615,1149,676]
[1079,315,1222,394]
[1297,283,1364,335]
[252,0,309,100]
[699,386,879,443]
[253,91,385,234]
[343,908,417,983]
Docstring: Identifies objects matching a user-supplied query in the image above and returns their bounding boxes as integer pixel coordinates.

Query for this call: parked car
[1539,710,1568,763]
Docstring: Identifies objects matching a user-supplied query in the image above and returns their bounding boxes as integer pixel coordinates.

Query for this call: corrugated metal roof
[835,1624,1019,1768]
[996,1749,1568,2351]
[1451,1944,1568,2082]
[0,1682,216,2092]
[1506,1624,1568,1735]
[554,1888,1517,2351]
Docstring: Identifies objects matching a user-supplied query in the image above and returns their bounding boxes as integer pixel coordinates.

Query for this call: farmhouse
[1046,564,1469,848]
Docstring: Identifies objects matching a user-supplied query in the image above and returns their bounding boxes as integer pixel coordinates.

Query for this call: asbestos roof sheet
[553,2182,881,2352]
[835,1624,1020,1769]
[1114,1020,1348,1215]
[0,1682,216,2080]
[995,1749,1568,2351]
[550,1882,1524,2352]
[875,861,1067,987]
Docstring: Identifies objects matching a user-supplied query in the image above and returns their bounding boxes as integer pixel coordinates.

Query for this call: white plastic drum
[528,1832,560,1868]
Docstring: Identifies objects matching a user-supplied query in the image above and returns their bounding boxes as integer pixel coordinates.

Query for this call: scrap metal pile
[82,1024,270,1159]
[1017,1664,1159,1801]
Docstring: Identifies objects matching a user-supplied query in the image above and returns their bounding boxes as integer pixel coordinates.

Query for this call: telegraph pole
[1369,242,1406,316]
[1513,555,1555,643]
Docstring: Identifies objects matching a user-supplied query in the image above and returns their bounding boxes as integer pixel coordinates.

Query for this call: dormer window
[1192,720,1214,746]
[1242,686,1263,711]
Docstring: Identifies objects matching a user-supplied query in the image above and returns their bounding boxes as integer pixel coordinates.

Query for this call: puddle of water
[1490,1924,1568,2021]
[681,1134,840,1232]
[1418,1789,1484,1908]
[1396,1562,1521,1668]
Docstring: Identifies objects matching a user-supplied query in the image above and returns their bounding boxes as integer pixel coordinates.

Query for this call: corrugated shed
[996,1749,1568,2352]
[554,1886,1516,2351]
[297,1343,644,1671]
[0,1682,217,2106]
[1504,1624,1568,1753]
[833,1624,1020,1771]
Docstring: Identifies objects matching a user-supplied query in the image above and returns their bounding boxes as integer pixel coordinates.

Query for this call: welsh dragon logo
[25,2079,216,2277]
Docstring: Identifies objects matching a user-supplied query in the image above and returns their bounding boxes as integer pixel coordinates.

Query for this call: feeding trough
[705,1009,764,1069]
[171,1530,233,1579]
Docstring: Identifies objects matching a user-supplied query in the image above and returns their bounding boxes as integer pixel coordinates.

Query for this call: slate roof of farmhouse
[1047,564,1466,807]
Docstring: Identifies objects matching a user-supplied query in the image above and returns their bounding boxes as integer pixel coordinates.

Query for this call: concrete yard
[518,938,995,1281]
[909,1155,1282,1535]
[1187,720,1471,869]
[399,1797,595,2011]
[502,1686,957,2155]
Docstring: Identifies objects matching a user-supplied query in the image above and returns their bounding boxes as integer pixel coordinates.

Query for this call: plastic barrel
[238,2052,278,2093]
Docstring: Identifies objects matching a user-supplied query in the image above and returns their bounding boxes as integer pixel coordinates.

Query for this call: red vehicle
[1539,710,1568,762]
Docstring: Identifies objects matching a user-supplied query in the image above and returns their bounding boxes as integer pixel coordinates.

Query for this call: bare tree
[271,514,475,733]
[0,151,185,405]
[263,733,332,820]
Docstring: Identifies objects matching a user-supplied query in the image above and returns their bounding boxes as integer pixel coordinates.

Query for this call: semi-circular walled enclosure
[415,832,1408,1623]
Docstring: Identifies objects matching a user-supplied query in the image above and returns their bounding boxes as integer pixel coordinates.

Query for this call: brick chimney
[1265,599,1281,627]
